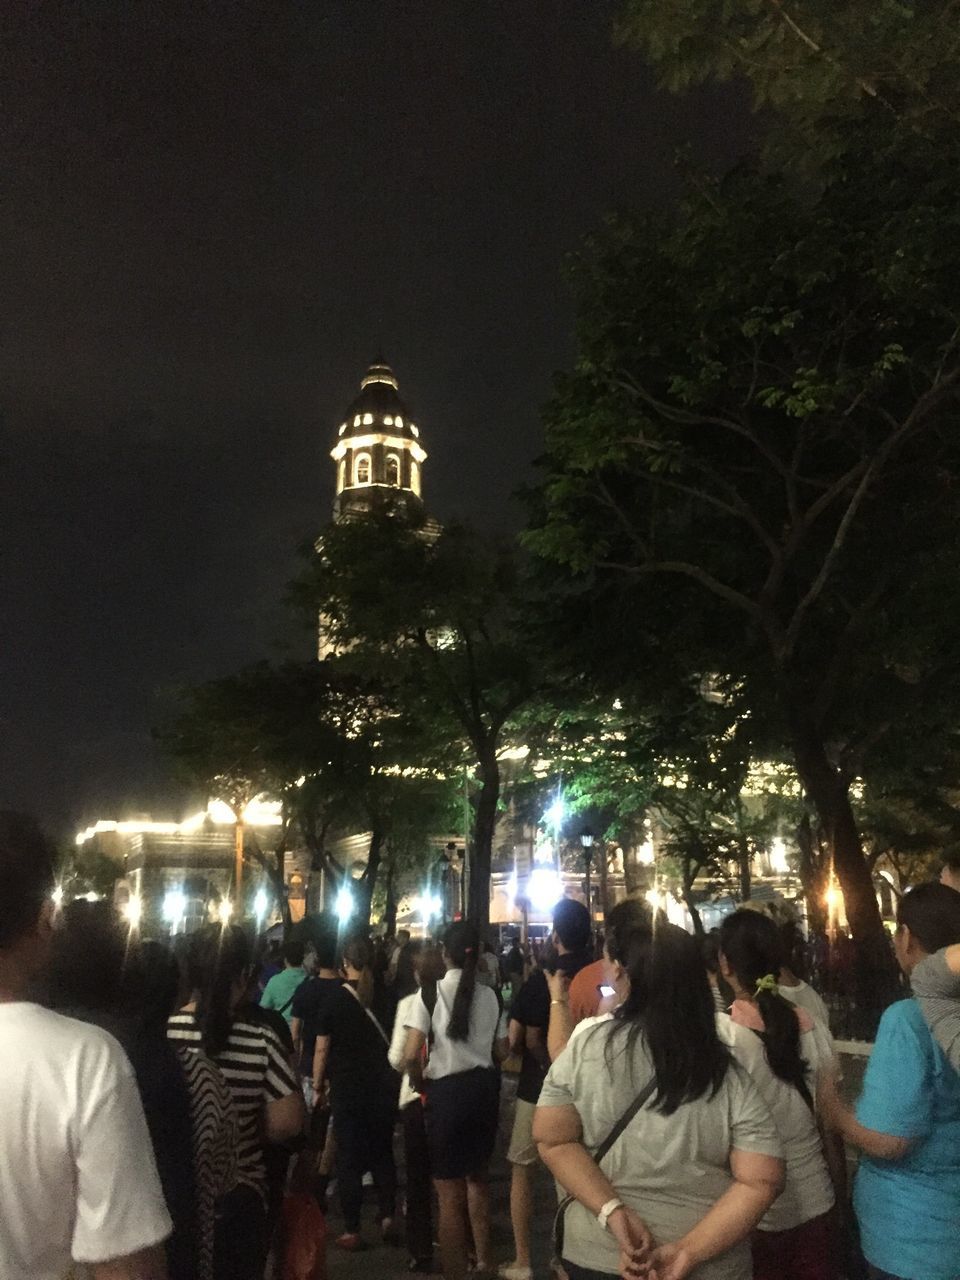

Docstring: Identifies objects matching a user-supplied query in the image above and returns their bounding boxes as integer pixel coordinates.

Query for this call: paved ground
[323,1056,870,1280]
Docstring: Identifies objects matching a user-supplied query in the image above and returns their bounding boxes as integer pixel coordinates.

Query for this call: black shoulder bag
[553,1074,657,1260]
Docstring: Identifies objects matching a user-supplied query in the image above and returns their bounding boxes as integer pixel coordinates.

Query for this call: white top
[389,991,423,1108]
[0,1002,171,1280]
[778,980,831,1032]
[716,1012,836,1231]
[406,968,501,1080]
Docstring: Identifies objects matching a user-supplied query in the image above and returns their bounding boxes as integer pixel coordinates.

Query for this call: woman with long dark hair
[389,940,446,1272]
[168,924,304,1280]
[717,911,839,1280]
[533,914,784,1280]
[404,921,505,1280]
[310,932,400,1250]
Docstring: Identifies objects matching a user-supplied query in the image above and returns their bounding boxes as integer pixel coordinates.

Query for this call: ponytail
[189,924,250,1057]
[342,934,375,1008]
[719,911,811,1107]
[444,921,480,1042]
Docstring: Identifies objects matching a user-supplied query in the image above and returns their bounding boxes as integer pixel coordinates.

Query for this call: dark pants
[333,1103,397,1234]
[562,1262,618,1280]
[402,1099,433,1263]
[752,1212,836,1280]
[214,1184,269,1280]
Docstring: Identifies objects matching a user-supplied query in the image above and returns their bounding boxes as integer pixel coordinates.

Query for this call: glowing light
[410,424,419,437]
[395,416,403,428]
[338,423,346,435]
[353,415,360,426]
[418,892,442,922]
[638,839,655,865]
[207,798,236,823]
[254,888,269,921]
[825,883,843,910]
[507,870,518,902]
[162,889,187,927]
[217,898,233,925]
[52,885,64,908]
[543,797,566,831]
[528,867,564,913]
[122,895,143,927]
[335,886,354,924]
[75,798,281,848]
[384,415,394,425]
[82,891,100,903]
[645,888,661,911]
[769,838,789,873]
[362,413,374,425]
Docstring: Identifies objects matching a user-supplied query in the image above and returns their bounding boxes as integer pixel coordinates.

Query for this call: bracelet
[550,998,568,1007]
[597,1198,624,1231]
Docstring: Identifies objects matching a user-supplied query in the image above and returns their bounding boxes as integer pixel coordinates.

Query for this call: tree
[295,509,537,930]
[616,0,960,164]
[526,143,960,1024]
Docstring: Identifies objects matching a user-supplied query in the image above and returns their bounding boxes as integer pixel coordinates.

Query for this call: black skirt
[424,1066,500,1180]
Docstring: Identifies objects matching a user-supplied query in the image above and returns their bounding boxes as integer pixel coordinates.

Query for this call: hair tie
[755,973,779,995]
[464,946,474,955]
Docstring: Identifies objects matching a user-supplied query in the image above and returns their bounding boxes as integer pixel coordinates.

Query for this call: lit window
[395,416,403,429]
[338,460,346,491]
[363,413,374,425]
[410,424,419,437]
[338,424,346,436]
[384,415,394,426]
[353,415,360,427]
[411,460,421,495]
[355,453,371,485]
[386,454,400,486]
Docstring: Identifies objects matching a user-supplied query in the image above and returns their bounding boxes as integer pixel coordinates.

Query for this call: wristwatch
[597,1198,624,1231]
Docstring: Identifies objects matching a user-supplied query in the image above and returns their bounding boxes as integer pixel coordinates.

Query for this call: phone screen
[599,983,616,999]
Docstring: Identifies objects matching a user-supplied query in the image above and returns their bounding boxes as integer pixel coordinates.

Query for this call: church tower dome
[330,360,427,519]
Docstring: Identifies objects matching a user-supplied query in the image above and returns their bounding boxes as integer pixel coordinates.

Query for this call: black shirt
[314,981,398,1112]
[291,976,343,1075]
[511,952,591,1104]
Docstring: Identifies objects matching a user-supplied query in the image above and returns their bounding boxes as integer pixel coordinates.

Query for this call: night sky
[1,2,752,833]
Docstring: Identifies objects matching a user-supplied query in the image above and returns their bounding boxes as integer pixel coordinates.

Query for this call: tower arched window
[355,453,371,485]
[386,453,400,487]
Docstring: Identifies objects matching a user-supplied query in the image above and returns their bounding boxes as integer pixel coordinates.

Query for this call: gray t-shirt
[538,1018,782,1279]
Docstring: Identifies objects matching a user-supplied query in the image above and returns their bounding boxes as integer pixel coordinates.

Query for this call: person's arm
[817,1069,913,1160]
[388,1001,410,1073]
[403,1026,428,1089]
[92,1245,168,1279]
[534,1103,654,1273]
[290,1015,303,1060]
[647,1148,785,1280]
[912,947,960,1070]
[312,1034,330,1096]
[547,969,574,1061]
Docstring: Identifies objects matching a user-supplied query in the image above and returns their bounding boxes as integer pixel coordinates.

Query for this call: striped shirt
[168,1012,299,1202]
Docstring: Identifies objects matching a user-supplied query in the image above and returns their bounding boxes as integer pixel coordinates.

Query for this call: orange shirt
[567,958,606,1024]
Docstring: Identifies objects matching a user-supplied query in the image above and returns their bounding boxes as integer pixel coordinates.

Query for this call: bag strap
[277,976,308,1017]
[592,1074,658,1164]
[342,981,390,1047]
[420,982,439,1051]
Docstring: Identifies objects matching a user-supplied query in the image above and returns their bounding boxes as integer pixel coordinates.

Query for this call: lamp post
[580,831,595,922]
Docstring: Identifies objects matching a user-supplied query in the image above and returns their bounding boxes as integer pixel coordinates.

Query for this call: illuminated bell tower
[330,361,427,520]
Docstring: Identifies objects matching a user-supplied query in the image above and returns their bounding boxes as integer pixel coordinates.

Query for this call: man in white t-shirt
[0,813,172,1280]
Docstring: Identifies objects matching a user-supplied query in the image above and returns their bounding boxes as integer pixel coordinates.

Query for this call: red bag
[281,1192,327,1280]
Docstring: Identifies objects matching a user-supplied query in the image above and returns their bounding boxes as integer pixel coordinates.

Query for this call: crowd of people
[2,810,960,1280]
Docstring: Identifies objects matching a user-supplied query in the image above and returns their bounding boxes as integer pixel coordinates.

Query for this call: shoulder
[877,995,926,1037]
[29,1006,134,1080]
[569,1011,613,1048]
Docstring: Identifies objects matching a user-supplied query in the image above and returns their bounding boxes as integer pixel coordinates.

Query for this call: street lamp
[580,832,595,920]
[335,885,354,926]
[217,898,233,925]
[162,888,186,935]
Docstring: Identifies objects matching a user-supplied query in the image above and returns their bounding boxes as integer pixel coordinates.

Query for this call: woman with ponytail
[404,921,506,1280]
[311,931,400,1251]
[534,912,784,1280]
[168,924,304,1280]
[717,910,839,1280]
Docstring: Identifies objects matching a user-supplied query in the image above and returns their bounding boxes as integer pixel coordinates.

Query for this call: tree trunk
[468,754,500,931]
[791,722,900,1032]
[356,829,384,930]
[383,851,399,938]
[275,847,293,936]
[796,811,828,937]
[680,867,705,935]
